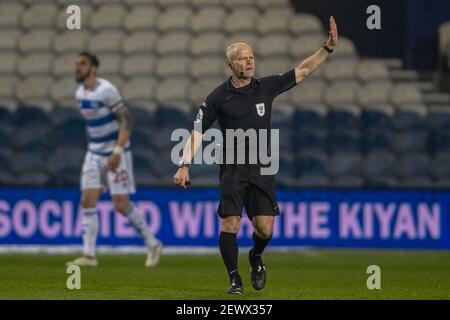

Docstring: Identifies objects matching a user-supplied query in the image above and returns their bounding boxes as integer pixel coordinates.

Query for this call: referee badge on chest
[256,103,265,117]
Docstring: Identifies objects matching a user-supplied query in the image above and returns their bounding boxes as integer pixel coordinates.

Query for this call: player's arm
[295,16,338,83]
[108,97,130,171]
[174,98,219,188]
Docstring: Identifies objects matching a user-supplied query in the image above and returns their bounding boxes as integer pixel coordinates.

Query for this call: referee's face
[227,45,255,80]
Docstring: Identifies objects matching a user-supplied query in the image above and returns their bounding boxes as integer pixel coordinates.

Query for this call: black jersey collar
[226,76,260,94]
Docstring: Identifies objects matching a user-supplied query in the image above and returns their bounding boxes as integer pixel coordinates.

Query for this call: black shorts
[217,164,280,219]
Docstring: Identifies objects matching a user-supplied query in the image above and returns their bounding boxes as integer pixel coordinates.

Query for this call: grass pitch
[0,250,449,300]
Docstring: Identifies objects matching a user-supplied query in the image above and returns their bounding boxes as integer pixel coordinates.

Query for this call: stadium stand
[0,0,450,189]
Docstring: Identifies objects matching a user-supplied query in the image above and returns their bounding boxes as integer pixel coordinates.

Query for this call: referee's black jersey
[195,69,297,135]
[194,69,298,168]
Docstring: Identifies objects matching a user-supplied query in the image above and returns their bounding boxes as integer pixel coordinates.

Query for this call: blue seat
[55,119,87,147]
[13,126,53,151]
[429,129,450,153]
[390,111,425,131]
[49,107,82,127]
[0,107,14,125]
[291,128,327,150]
[394,152,430,178]
[131,127,154,148]
[360,110,391,129]
[15,106,50,126]
[9,153,47,174]
[326,110,359,129]
[399,176,432,188]
[426,111,450,130]
[293,110,325,128]
[362,150,396,176]
[15,171,51,187]
[361,128,392,152]
[327,129,361,152]
[430,151,450,179]
[294,152,326,176]
[327,151,362,177]
[391,128,428,154]
[154,106,190,127]
[271,109,292,128]
[130,106,153,127]
[366,175,399,188]
[46,146,84,176]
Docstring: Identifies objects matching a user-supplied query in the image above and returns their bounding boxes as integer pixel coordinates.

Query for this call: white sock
[81,208,98,258]
[126,206,158,248]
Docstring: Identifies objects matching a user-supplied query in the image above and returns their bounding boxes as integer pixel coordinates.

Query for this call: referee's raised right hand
[173,167,190,188]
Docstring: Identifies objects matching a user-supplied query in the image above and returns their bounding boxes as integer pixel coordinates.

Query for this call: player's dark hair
[79,51,100,68]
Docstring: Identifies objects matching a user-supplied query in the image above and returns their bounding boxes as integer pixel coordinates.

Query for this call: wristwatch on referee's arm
[322,42,334,54]
[178,159,190,169]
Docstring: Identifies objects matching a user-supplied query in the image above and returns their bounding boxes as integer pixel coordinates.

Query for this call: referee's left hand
[325,16,338,49]
[174,167,190,188]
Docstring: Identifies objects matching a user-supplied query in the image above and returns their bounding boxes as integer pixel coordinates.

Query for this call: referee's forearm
[181,130,203,164]
[297,48,330,74]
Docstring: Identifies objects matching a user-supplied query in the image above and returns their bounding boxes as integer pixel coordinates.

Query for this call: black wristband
[322,43,334,54]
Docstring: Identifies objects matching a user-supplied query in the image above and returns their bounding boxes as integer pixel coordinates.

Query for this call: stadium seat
[394,152,430,178]
[155,77,191,108]
[292,127,327,150]
[9,153,47,174]
[366,175,399,188]
[429,151,450,179]
[124,5,159,31]
[257,57,292,78]
[331,175,364,188]
[324,81,360,108]
[327,128,361,152]
[224,8,259,33]
[122,54,156,78]
[223,0,256,9]
[257,35,291,57]
[157,0,190,8]
[227,32,259,50]
[333,37,357,58]
[0,29,20,51]
[189,77,224,105]
[0,3,23,28]
[360,110,392,128]
[54,119,87,148]
[290,79,327,107]
[90,4,126,30]
[288,14,323,36]
[17,53,53,76]
[390,129,428,154]
[46,146,86,176]
[323,59,358,82]
[156,31,192,55]
[357,81,393,109]
[190,57,226,79]
[426,106,450,130]
[94,54,122,76]
[49,106,82,127]
[53,32,90,54]
[361,127,393,152]
[399,176,433,188]
[362,150,396,177]
[256,11,290,35]
[256,0,291,11]
[389,111,425,131]
[20,4,58,30]
[428,129,450,152]
[293,109,325,128]
[156,6,194,32]
[357,60,390,82]
[156,56,191,78]
[13,126,53,151]
[289,35,325,59]
[297,173,330,188]
[190,7,226,33]
[50,77,79,108]
[390,83,422,107]
[326,109,360,129]
[190,32,226,56]
[18,30,55,53]
[122,31,159,55]
[0,53,17,74]
[15,171,51,187]
[122,76,157,108]
[53,54,79,79]
[15,105,51,126]
[89,31,124,54]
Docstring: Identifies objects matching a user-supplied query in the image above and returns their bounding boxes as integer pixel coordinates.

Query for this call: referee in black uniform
[174,17,338,294]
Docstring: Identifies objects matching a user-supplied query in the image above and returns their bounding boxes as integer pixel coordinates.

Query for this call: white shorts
[80,150,136,195]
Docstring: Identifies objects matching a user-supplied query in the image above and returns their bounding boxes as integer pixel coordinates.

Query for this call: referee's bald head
[226,42,255,79]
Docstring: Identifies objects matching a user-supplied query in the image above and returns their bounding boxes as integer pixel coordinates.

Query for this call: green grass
[0,250,450,299]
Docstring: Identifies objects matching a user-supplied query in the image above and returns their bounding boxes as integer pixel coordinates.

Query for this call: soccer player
[66,52,163,267]
[174,17,338,293]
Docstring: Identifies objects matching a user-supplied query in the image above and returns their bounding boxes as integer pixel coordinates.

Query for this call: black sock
[252,232,272,256]
[219,232,239,278]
